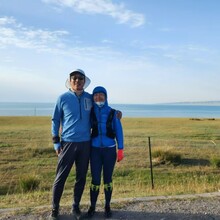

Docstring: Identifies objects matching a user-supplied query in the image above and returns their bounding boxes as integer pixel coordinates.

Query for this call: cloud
[0,16,128,64]
[0,15,148,69]
[101,39,113,44]
[42,0,145,27]
[0,16,16,25]
[0,15,209,69]
[0,16,68,51]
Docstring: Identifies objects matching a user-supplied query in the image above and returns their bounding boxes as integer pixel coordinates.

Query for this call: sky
[0,0,220,104]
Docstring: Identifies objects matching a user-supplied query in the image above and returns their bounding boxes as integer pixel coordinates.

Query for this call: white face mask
[95,101,105,107]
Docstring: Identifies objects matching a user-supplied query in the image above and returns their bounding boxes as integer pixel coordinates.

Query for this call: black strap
[91,108,116,139]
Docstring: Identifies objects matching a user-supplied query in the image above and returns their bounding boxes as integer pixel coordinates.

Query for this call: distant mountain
[162,101,220,105]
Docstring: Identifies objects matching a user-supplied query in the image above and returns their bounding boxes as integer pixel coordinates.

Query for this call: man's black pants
[52,141,90,210]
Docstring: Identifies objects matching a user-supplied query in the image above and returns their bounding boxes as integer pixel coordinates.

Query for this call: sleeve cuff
[54,143,61,150]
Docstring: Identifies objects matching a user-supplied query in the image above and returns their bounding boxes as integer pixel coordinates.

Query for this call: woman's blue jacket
[91,87,124,150]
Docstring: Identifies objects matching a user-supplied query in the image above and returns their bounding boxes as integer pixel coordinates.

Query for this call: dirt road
[0,192,220,220]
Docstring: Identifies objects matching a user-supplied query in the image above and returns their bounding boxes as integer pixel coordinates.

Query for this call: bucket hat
[65,69,91,89]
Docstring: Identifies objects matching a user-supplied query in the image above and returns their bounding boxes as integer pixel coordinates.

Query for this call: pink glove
[117,149,124,162]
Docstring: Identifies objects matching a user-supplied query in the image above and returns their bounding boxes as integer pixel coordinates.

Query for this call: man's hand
[54,143,61,156]
[55,148,62,156]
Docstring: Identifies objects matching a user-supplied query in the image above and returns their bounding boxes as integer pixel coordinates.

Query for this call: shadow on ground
[181,158,210,166]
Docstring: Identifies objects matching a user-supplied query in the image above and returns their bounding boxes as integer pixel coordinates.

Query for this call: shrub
[152,149,182,165]
[210,157,220,168]
[19,176,40,192]
[165,151,182,165]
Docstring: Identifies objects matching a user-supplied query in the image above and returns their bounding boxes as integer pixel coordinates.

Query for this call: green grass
[0,116,220,209]
[210,157,220,168]
[19,175,41,192]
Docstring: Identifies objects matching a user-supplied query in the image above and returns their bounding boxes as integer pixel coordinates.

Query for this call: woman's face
[93,92,106,102]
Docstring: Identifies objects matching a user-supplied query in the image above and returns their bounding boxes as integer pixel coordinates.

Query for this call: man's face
[70,73,85,91]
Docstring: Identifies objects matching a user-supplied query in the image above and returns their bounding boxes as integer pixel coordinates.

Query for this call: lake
[0,102,220,118]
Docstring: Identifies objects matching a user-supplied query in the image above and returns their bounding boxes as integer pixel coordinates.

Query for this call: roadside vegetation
[0,116,220,209]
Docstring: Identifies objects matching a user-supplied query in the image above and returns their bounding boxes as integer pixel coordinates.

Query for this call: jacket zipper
[98,108,103,146]
[78,97,82,119]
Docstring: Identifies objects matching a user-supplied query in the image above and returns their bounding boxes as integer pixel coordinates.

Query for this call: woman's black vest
[91,107,116,139]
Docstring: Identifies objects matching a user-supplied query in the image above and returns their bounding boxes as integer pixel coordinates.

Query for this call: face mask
[95,101,105,107]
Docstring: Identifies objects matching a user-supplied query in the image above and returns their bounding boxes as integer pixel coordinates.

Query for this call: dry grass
[0,116,220,209]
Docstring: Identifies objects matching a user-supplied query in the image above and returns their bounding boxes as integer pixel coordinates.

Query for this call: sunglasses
[71,76,85,81]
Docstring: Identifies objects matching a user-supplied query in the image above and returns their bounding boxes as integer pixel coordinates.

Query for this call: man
[51,69,92,219]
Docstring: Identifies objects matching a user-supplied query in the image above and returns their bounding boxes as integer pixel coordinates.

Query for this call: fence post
[148,136,154,189]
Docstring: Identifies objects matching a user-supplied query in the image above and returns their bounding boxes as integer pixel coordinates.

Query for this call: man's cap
[65,68,91,89]
[69,69,86,77]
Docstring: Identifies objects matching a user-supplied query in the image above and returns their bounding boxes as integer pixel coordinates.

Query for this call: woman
[87,86,124,218]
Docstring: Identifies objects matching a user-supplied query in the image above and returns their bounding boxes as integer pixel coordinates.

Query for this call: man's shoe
[50,208,59,219]
[104,206,112,218]
[72,206,81,217]
[86,206,95,218]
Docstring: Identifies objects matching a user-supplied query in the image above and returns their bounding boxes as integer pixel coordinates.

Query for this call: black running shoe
[72,206,81,218]
[86,206,95,218]
[50,208,59,219]
[104,206,112,218]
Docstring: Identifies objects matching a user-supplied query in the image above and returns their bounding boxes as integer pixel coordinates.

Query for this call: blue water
[0,102,220,118]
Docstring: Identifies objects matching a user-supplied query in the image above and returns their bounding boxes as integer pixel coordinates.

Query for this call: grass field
[0,116,220,209]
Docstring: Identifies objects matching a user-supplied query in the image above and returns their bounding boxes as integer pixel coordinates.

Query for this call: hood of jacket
[92,86,108,107]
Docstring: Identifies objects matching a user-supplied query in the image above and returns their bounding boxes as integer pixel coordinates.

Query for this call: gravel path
[0,192,220,220]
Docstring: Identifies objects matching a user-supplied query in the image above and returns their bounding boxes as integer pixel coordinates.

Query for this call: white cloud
[0,16,69,51]
[0,16,16,25]
[101,39,113,44]
[42,0,145,27]
[0,16,124,59]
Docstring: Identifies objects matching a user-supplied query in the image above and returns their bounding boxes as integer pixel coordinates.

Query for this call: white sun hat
[65,69,91,89]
